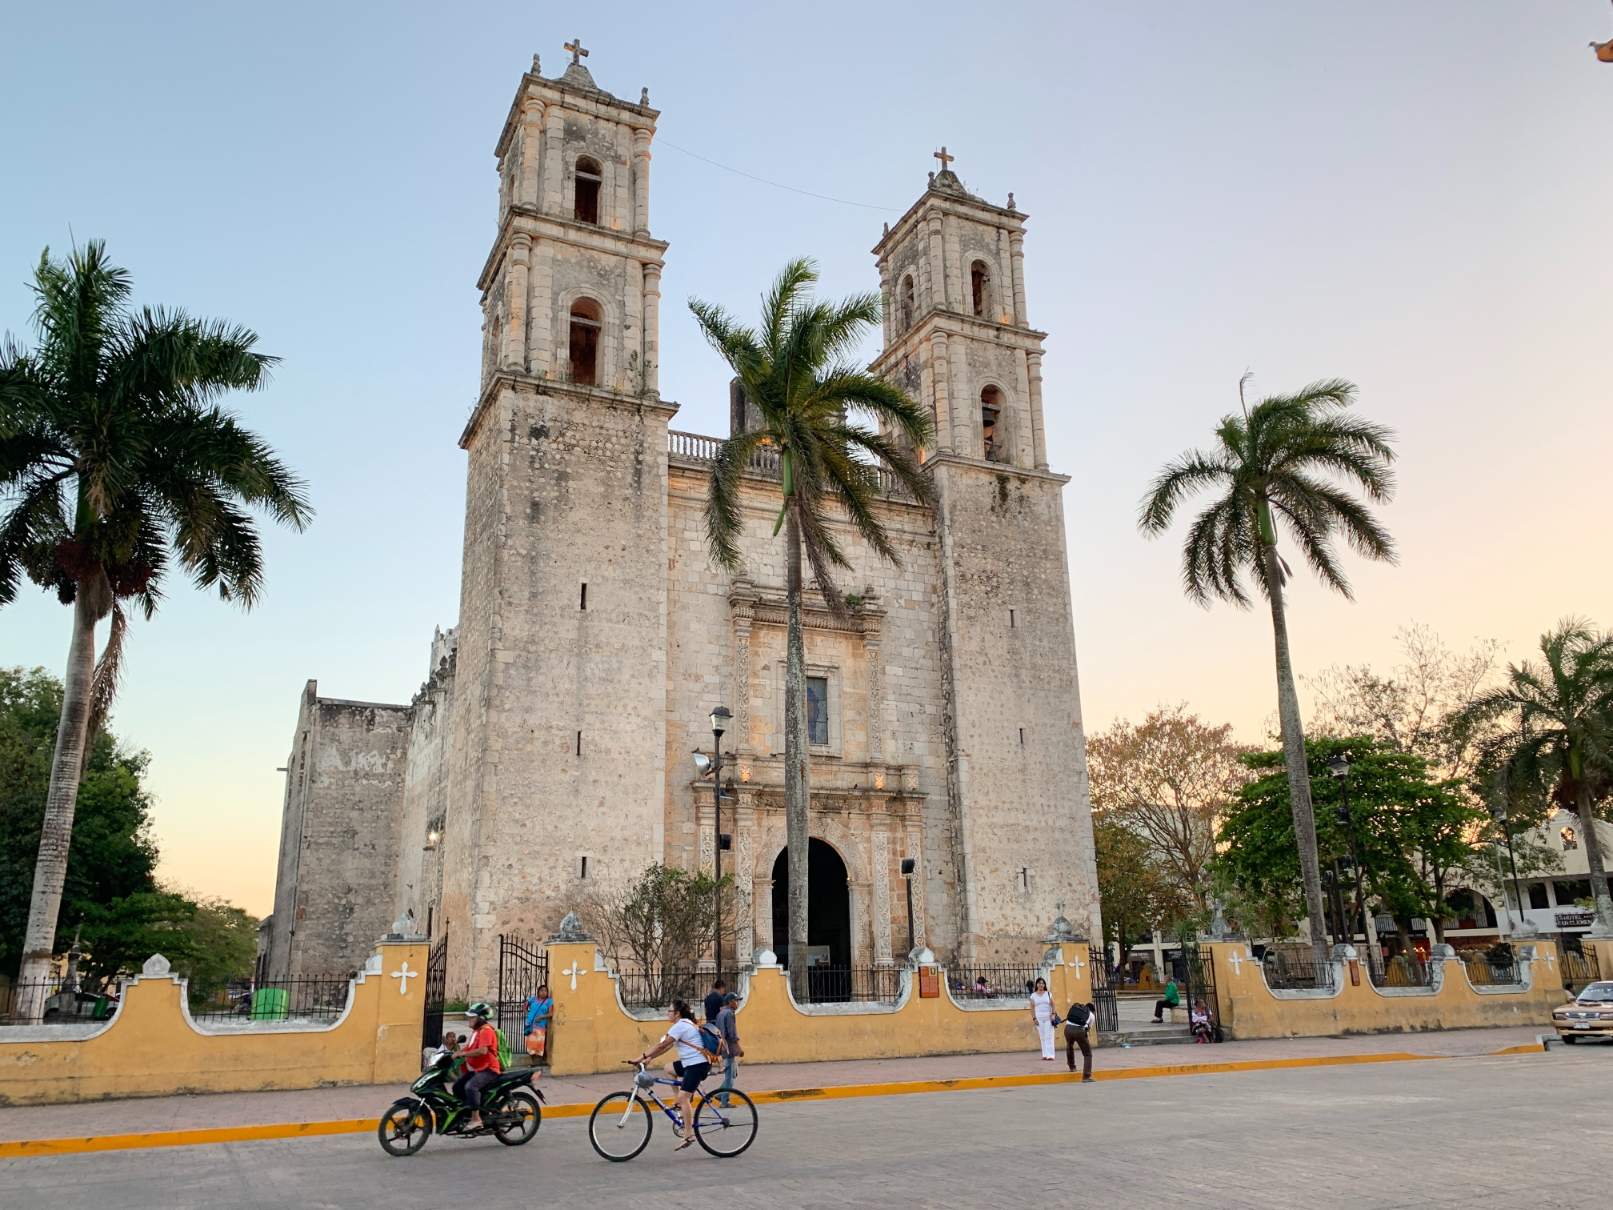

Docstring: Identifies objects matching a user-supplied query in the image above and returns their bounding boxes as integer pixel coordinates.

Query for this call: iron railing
[1561,947,1601,988]
[1367,954,1436,989]
[0,980,119,1025]
[947,964,1045,1001]
[422,937,448,1050]
[617,970,742,1012]
[1260,952,1337,991]
[668,430,915,500]
[793,966,904,1005]
[495,934,549,1044]
[188,976,351,1024]
[1089,946,1118,1032]
[1463,955,1521,986]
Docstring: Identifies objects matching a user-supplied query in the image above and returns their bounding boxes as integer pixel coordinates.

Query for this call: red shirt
[465,1023,501,1073]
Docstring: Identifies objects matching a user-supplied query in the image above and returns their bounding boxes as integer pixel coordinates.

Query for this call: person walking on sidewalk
[1064,1000,1095,1081]
[1030,977,1058,1060]
[713,991,742,1106]
[1152,976,1181,1023]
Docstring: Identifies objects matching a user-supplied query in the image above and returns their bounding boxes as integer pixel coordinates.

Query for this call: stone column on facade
[942,215,963,313]
[641,262,662,396]
[529,245,553,377]
[996,226,1015,323]
[949,332,972,455]
[519,100,544,207]
[1012,349,1035,467]
[542,107,566,213]
[877,258,893,347]
[733,812,755,968]
[623,261,644,394]
[1009,230,1028,325]
[904,816,926,947]
[632,128,652,234]
[502,235,532,371]
[926,215,947,313]
[864,634,883,764]
[872,825,893,966]
[731,604,754,751]
[612,124,631,233]
[753,877,774,954]
[930,331,954,454]
[1026,350,1048,470]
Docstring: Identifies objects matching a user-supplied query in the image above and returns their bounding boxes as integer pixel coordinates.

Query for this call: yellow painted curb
[0,1039,1545,1159]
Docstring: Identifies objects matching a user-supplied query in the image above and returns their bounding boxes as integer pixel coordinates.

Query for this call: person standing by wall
[713,991,742,1106]
[704,977,728,1024]
[523,983,553,1061]
[1029,977,1057,1060]
[1064,1000,1095,1081]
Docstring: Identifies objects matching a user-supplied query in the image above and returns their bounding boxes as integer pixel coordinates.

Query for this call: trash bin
[251,987,290,1020]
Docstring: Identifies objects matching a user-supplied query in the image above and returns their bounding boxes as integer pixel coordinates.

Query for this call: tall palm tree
[689,258,932,981]
[0,241,311,1007]
[1139,377,1396,965]
[1455,621,1613,934]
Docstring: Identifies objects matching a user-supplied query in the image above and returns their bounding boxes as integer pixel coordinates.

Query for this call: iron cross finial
[934,146,955,171]
[564,37,589,66]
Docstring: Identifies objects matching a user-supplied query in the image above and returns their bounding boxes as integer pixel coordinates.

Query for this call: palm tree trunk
[783,509,810,996]
[1575,783,1613,935]
[1258,542,1330,968]
[16,587,100,1020]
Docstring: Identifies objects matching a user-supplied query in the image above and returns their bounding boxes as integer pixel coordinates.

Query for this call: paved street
[4,1046,1607,1208]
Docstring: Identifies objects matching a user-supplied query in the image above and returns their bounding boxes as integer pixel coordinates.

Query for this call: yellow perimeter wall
[1205,940,1566,1040]
[0,941,426,1106]
[546,942,1095,1076]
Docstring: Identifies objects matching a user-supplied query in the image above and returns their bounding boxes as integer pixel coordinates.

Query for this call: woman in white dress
[1029,977,1057,1060]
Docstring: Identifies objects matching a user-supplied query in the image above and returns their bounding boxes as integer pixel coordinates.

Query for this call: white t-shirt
[1031,990,1054,1022]
[664,1017,708,1066]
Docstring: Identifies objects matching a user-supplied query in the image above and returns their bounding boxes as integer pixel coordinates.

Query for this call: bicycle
[587,1061,758,1161]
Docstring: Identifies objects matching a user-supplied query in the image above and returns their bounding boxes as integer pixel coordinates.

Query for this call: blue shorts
[671,1060,710,1092]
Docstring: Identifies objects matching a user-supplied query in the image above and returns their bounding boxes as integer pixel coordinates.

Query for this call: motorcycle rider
[453,1002,502,1131]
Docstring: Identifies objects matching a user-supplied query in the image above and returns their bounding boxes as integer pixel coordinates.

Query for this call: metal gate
[421,936,447,1050]
[495,934,549,1053]
[1181,940,1220,1032]
[1089,945,1118,1033]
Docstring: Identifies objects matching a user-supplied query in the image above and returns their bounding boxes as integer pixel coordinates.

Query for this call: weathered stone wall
[933,464,1101,959]
[264,682,411,979]
[391,628,457,934]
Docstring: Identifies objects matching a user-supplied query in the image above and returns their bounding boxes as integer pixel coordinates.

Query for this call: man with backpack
[1063,1000,1096,1082]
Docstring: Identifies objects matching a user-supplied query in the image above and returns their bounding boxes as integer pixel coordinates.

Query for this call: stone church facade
[264,47,1101,999]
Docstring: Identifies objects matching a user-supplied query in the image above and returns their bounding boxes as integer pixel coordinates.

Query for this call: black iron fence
[495,935,550,1044]
[946,964,1044,1001]
[1260,952,1337,991]
[617,969,741,1012]
[1462,954,1521,986]
[422,937,447,1050]
[1180,944,1220,1027]
[0,980,116,1024]
[188,976,351,1024]
[1089,946,1118,1032]
[1561,947,1601,988]
[1367,953,1436,989]
[794,966,903,1005]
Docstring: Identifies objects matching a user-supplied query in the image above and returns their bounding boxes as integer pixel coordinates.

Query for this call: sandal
[675,1136,695,1151]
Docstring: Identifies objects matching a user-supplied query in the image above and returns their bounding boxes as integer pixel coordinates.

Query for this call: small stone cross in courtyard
[562,960,587,991]
[564,37,588,66]
[391,961,417,996]
[933,146,955,171]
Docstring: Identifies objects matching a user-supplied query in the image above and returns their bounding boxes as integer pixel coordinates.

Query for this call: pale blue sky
[3,3,1611,915]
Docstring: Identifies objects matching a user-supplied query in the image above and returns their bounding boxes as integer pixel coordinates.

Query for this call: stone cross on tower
[564,37,588,66]
[933,146,955,171]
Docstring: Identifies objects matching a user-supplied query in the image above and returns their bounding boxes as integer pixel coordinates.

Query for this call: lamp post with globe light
[692,706,733,977]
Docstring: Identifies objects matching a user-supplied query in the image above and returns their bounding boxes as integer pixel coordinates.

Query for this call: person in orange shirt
[453,1002,502,1131]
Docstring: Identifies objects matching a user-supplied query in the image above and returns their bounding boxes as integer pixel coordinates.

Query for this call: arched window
[900,275,916,332]
[970,260,991,318]
[574,157,602,224]
[569,298,602,386]
[980,386,1004,462]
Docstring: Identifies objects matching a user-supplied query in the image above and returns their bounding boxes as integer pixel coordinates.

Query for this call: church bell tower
[872,152,1101,958]
[444,42,677,996]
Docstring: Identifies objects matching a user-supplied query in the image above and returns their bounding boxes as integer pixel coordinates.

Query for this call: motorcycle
[377,1048,544,1156]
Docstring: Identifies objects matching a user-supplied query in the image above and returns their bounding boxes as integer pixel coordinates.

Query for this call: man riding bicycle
[454,1001,502,1131]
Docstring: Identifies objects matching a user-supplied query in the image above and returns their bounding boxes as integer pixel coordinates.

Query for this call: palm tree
[0,242,311,1008]
[689,258,932,982]
[1139,376,1396,965]
[1455,621,1613,934]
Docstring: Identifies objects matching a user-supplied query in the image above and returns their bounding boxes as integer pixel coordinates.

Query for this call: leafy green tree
[76,891,258,1001]
[689,259,931,979]
[1139,376,1397,964]
[0,242,311,1001]
[0,666,159,975]
[1454,620,1613,933]
[1215,737,1483,952]
[1092,813,1191,972]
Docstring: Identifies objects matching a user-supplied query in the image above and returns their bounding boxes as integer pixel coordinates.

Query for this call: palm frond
[1138,450,1233,534]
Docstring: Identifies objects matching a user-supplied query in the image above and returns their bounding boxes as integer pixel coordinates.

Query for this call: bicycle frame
[620,1063,735,1133]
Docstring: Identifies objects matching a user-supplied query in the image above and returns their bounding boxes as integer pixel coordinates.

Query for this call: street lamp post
[693,706,733,979]
[1328,752,1381,969]
[900,858,917,956]
[1489,794,1528,936]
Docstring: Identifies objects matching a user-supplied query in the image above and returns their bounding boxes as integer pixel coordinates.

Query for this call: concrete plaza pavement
[3,1042,1607,1208]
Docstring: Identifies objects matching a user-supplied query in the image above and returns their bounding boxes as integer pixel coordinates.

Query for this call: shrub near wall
[0,940,427,1106]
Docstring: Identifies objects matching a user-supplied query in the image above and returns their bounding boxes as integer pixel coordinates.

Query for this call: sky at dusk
[3,3,1610,917]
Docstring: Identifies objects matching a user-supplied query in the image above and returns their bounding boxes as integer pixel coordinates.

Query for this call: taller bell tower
[872,153,1101,958]
[444,44,677,996]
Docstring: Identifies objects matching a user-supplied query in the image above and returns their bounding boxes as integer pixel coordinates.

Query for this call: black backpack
[1066,1003,1092,1031]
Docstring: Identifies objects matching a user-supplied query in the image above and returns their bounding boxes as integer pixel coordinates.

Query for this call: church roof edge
[871,185,1025,259]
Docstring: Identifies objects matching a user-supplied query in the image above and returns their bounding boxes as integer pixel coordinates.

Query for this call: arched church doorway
[770,838,851,975]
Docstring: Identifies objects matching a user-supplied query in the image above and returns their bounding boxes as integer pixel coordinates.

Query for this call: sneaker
[1082,1076,1094,1083]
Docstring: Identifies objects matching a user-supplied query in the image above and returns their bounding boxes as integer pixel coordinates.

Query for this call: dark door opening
[770,837,851,983]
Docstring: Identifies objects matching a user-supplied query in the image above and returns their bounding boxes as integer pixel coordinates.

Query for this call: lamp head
[691,751,713,777]
[1327,753,1351,781]
[709,705,732,737]
[900,857,916,876]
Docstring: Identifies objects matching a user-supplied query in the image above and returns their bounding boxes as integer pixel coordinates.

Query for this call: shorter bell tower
[872,153,1101,959]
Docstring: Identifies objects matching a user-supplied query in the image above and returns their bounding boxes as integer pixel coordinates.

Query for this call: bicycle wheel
[377,1103,432,1157]
[693,1087,757,1158]
[490,1089,542,1146]
[588,1091,652,1161]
